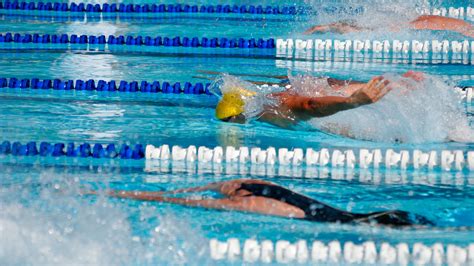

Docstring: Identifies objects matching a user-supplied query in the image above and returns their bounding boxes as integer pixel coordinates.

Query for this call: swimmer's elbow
[301,97,356,118]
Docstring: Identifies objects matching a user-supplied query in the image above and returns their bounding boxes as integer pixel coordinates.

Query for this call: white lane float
[145,144,474,172]
[210,238,474,265]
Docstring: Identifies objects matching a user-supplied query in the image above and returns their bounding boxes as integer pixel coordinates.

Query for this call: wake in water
[309,74,473,143]
[305,0,421,32]
[303,0,474,39]
[0,177,211,265]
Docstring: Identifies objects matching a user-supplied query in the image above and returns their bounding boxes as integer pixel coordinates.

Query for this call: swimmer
[304,15,474,38]
[214,71,425,129]
[88,179,433,227]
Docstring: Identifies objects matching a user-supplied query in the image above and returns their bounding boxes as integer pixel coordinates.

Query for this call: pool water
[0,0,473,265]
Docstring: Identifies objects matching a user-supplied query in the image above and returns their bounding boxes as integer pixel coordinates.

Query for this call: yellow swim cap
[215,87,256,120]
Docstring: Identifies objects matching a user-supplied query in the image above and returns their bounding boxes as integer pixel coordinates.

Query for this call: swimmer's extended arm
[410,15,474,38]
[304,21,370,35]
[87,179,277,199]
[98,185,306,218]
[271,77,389,119]
[305,15,474,37]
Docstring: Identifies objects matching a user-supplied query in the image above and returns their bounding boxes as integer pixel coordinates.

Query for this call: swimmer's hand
[304,21,364,35]
[349,77,390,106]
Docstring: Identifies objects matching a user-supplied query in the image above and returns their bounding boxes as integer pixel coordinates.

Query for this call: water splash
[209,74,281,120]
[0,169,212,265]
[310,74,473,143]
[306,0,423,26]
[302,0,456,39]
[288,72,346,97]
[0,201,135,265]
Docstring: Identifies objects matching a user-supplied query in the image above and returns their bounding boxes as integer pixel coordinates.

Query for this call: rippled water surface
[0,0,473,265]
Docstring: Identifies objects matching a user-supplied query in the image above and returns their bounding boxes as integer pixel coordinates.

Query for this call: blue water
[0,1,473,265]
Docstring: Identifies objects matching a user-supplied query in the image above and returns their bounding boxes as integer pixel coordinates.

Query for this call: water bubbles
[312,74,473,143]
[288,72,345,97]
[64,227,73,234]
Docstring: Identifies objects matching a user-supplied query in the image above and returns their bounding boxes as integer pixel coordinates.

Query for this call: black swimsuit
[237,183,433,227]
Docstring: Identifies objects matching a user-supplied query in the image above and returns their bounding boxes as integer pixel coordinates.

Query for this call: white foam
[0,185,210,265]
[0,202,134,265]
[310,74,473,143]
[287,72,346,97]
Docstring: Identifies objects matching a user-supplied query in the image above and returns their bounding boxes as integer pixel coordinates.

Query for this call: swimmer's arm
[257,112,298,129]
[85,179,277,199]
[101,191,249,210]
[103,192,306,218]
[281,95,358,118]
[82,184,222,199]
[273,77,389,119]
[327,77,364,87]
[304,21,369,35]
[410,15,474,38]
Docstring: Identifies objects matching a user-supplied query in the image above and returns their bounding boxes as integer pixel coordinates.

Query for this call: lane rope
[1,33,473,65]
[0,1,366,16]
[0,77,471,102]
[3,32,474,54]
[0,77,212,94]
[0,141,472,172]
[143,160,473,187]
[277,38,474,54]
[0,1,304,15]
[1,1,472,21]
[144,144,474,172]
[209,238,474,265]
[422,6,474,21]
[0,32,276,49]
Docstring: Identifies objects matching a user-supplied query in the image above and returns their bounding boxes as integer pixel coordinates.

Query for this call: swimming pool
[0,0,473,265]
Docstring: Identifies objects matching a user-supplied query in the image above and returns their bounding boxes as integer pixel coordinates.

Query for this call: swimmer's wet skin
[215,74,391,127]
[92,179,433,227]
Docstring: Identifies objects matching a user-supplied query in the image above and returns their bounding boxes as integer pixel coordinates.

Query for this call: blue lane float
[1,141,473,172]
[0,32,276,49]
[1,77,471,101]
[0,1,315,15]
[1,140,144,159]
[0,77,213,94]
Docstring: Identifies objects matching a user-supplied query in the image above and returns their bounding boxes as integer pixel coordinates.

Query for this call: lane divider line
[0,32,276,49]
[0,77,212,94]
[422,6,474,20]
[143,160,474,187]
[0,2,305,15]
[277,38,474,54]
[1,33,473,65]
[144,144,474,172]
[0,1,366,16]
[0,77,471,102]
[0,77,474,103]
[0,141,472,171]
[210,238,474,265]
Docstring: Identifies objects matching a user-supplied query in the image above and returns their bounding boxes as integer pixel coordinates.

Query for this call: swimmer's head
[215,87,256,123]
